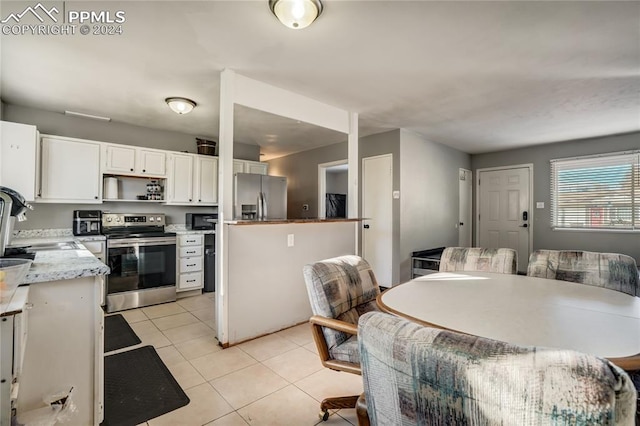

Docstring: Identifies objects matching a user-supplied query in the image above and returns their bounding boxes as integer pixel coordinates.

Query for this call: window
[550,150,639,231]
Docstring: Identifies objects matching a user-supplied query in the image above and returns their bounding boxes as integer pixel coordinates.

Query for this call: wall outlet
[287,234,294,247]
[536,202,545,209]
[302,204,309,211]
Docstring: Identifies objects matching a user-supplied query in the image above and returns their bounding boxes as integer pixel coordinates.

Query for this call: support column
[216,69,235,346]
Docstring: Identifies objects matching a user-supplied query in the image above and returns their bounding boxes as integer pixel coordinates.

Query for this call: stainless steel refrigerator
[234,173,287,220]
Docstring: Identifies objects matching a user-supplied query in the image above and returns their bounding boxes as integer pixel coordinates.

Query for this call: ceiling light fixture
[269,0,323,29]
[165,97,196,114]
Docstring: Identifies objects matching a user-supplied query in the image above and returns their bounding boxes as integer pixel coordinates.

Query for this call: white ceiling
[1,1,639,160]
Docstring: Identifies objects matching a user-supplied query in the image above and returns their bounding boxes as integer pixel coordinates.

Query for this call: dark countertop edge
[225,218,365,225]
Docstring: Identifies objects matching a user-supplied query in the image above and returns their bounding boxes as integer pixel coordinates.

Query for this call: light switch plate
[392,190,400,199]
[536,202,545,209]
[287,234,294,247]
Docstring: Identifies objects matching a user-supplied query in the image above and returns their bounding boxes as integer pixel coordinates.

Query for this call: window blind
[550,150,639,231]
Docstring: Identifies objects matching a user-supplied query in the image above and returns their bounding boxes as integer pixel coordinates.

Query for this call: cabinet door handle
[186,251,195,254]
[186,279,196,283]
[186,240,196,243]
[130,168,134,172]
[186,264,196,267]
[143,169,146,172]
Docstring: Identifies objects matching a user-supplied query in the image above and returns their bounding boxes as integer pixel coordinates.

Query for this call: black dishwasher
[204,233,215,292]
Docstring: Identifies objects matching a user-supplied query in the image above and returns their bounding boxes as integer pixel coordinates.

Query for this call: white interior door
[458,169,472,246]
[478,166,531,272]
[362,154,393,287]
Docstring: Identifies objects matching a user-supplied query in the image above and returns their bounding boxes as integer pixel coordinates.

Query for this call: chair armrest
[310,315,358,336]
[309,315,360,373]
[356,393,370,426]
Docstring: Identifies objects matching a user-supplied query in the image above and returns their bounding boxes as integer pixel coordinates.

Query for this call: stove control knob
[149,217,154,222]
[116,217,121,222]
[156,216,162,222]
[106,217,112,222]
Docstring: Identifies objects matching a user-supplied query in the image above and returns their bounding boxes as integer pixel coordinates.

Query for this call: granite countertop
[166,224,215,234]
[225,218,365,225]
[9,229,109,285]
[22,246,109,285]
[11,228,105,246]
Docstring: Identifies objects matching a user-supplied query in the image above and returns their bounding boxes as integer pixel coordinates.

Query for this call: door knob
[520,224,528,228]
[363,224,370,229]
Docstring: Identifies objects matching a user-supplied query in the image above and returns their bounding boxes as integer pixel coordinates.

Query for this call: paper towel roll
[104,177,119,199]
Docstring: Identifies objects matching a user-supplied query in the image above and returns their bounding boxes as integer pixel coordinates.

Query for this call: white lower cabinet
[0,287,30,426]
[16,276,103,425]
[177,234,204,292]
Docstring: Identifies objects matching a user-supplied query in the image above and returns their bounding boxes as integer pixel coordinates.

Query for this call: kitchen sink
[27,241,83,251]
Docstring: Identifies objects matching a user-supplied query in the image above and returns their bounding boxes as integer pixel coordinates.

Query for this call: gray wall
[267,142,348,219]
[3,104,260,159]
[326,171,348,195]
[471,131,640,263]
[399,129,472,282]
[2,103,260,228]
[360,130,402,284]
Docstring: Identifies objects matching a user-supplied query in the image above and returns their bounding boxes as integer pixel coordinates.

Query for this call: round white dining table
[377,271,640,370]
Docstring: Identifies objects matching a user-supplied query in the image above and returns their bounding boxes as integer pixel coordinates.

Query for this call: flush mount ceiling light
[269,0,323,29]
[165,97,196,114]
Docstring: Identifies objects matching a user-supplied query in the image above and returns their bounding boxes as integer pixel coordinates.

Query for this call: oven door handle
[108,237,176,248]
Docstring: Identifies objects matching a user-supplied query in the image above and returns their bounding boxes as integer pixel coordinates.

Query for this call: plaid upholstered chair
[302,255,381,421]
[526,250,639,297]
[439,247,517,274]
[356,312,638,426]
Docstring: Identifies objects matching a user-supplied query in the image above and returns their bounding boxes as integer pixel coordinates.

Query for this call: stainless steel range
[103,213,176,313]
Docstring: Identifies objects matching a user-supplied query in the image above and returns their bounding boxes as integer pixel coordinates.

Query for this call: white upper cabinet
[138,149,166,176]
[39,136,101,203]
[166,153,194,204]
[195,156,218,205]
[233,160,245,175]
[234,159,268,175]
[103,143,166,177]
[0,121,38,201]
[167,154,218,206]
[104,144,135,174]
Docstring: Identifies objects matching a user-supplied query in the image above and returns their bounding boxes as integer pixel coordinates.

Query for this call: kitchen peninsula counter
[9,229,109,285]
[225,218,365,225]
[22,246,109,285]
[221,219,357,346]
[5,234,107,424]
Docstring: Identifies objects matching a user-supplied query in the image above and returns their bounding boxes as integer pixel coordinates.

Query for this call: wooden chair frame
[310,315,362,419]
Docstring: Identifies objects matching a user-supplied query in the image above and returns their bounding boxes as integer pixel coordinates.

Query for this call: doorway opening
[318,160,348,218]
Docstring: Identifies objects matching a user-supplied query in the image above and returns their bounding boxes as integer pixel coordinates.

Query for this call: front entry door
[478,166,531,272]
[362,154,393,287]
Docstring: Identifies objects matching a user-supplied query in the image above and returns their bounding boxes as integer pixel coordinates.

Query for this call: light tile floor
[106,293,363,426]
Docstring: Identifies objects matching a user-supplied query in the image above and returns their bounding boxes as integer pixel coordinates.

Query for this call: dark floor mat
[103,345,189,426]
[104,314,141,353]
